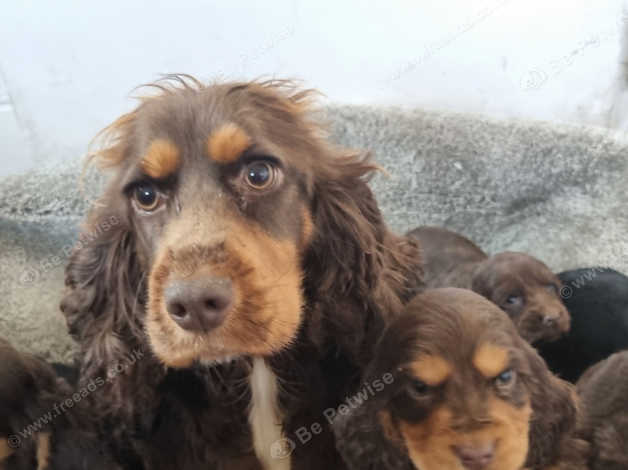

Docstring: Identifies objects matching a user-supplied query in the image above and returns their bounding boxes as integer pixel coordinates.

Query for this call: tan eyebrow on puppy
[141,138,181,179]
[207,122,251,164]
[409,355,452,386]
[473,343,509,378]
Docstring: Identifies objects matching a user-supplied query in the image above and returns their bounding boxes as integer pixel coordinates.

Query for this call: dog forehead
[133,103,287,176]
[407,289,517,362]
[492,253,555,283]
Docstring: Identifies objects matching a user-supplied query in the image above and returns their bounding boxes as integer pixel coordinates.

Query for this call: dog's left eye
[494,369,516,387]
[546,285,558,294]
[244,161,278,190]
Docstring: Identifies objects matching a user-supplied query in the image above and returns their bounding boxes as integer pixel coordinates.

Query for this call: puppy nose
[165,278,233,332]
[543,310,569,327]
[453,443,494,470]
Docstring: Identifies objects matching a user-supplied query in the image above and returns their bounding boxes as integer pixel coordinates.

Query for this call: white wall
[0,0,626,177]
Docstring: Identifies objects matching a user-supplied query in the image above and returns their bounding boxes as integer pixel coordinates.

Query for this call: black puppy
[0,338,119,470]
[537,267,628,382]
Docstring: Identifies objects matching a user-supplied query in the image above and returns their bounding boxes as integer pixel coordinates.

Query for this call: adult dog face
[81,78,354,367]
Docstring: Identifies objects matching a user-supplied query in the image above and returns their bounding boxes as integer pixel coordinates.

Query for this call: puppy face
[92,80,335,367]
[377,289,553,470]
[472,252,569,343]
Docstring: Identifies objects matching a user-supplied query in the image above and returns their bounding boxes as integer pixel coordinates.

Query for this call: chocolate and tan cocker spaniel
[60,75,422,469]
[333,288,589,470]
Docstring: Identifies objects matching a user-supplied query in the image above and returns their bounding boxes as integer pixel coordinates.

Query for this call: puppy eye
[133,183,162,212]
[244,161,277,190]
[408,378,430,398]
[494,369,516,387]
[546,285,558,294]
[505,295,522,306]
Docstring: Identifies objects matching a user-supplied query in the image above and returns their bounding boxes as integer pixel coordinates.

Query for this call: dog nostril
[543,315,557,326]
[204,299,218,311]
[164,278,233,333]
[169,302,187,319]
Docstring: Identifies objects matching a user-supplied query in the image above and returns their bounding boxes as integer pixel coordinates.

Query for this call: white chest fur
[249,358,291,470]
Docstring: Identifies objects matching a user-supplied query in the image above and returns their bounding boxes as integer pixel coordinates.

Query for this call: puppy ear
[470,259,494,297]
[332,312,422,470]
[305,151,422,361]
[521,341,588,468]
[332,361,412,470]
[332,402,412,470]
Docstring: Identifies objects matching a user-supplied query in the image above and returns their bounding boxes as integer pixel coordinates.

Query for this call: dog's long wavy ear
[331,311,420,470]
[305,150,422,361]
[332,399,412,470]
[521,341,589,468]
[60,199,154,413]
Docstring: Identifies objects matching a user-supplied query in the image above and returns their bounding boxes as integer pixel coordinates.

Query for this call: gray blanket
[1,105,627,362]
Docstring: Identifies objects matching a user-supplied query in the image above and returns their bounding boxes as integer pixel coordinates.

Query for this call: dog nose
[542,314,559,326]
[165,278,233,332]
[453,443,495,470]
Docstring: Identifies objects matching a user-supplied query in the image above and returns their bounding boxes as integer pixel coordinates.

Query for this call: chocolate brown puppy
[333,288,588,470]
[407,226,569,344]
[577,351,628,470]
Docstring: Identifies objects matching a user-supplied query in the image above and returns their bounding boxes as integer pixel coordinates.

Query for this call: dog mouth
[517,308,570,344]
[146,265,304,367]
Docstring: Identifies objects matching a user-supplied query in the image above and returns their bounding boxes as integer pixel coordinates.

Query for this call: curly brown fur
[60,75,423,469]
[407,226,570,344]
[0,338,119,470]
[576,351,628,470]
[333,288,588,470]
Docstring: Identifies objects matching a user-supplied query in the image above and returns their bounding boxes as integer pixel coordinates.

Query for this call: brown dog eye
[133,184,161,211]
[505,295,522,306]
[245,161,276,190]
[546,285,558,294]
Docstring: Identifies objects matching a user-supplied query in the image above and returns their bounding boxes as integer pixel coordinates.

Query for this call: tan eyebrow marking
[473,343,509,378]
[409,355,452,386]
[140,139,181,179]
[206,123,251,164]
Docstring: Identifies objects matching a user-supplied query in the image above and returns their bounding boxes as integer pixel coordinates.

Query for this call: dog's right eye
[133,184,162,212]
[243,160,280,191]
